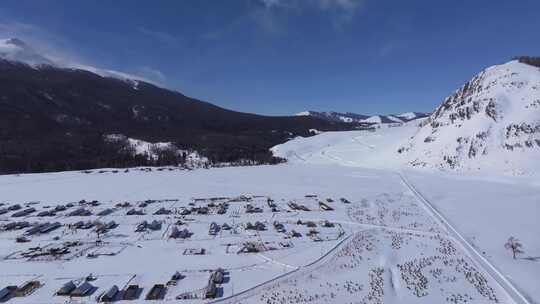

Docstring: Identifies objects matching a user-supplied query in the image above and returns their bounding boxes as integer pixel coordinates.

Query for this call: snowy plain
[272,122,540,304]
[0,159,531,303]
[0,144,537,303]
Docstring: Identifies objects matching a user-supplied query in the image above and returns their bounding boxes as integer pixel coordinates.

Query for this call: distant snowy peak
[296,111,429,124]
[400,60,540,174]
[361,115,383,124]
[396,112,427,120]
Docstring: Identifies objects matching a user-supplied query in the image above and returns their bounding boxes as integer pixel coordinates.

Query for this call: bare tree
[504,237,524,259]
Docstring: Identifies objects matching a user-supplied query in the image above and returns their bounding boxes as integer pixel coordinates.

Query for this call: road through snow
[399,172,530,304]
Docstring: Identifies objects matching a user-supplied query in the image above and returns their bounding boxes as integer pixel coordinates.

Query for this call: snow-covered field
[271,122,421,169]
[272,123,539,304]
[404,171,540,304]
[0,161,536,303]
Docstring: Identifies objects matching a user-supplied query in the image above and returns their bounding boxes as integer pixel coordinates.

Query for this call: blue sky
[0,0,539,115]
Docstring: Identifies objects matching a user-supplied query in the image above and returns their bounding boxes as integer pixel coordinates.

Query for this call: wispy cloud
[250,7,286,34]
[138,27,179,45]
[0,20,84,65]
[0,19,168,86]
[253,0,366,32]
[135,66,167,84]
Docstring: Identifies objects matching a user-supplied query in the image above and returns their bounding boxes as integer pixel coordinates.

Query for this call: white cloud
[0,20,166,86]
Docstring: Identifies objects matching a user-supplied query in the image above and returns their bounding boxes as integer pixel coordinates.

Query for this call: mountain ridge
[296,110,429,125]
[0,39,352,173]
[399,60,540,174]
[274,59,540,176]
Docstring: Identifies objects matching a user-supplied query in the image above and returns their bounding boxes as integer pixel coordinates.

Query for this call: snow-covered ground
[0,162,533,303]
[403,170,540,304]
[272,123,539,303]
[271,121,423,169]
[288,61,540,176]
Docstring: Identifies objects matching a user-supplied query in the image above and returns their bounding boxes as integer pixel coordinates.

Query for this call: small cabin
[57,281,76,296]
[70,281,95,297]
[100,285,119,302]
[123,285,141,300]
[14,281,41,297]
[145,284,166,300]
[205,282,217,299]
[154,207,172,215]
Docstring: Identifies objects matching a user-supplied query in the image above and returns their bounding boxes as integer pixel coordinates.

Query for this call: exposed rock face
[400,60,540,174]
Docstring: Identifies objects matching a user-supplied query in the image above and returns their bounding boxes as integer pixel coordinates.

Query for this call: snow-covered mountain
[296,111,429,124]
[399,60,540,174]
[0,37,354,174]
[279,59,540,176]
[0,37,150,84]
[396,112,428,121]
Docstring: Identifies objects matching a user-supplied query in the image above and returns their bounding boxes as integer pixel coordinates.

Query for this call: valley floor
[271,124,540,304]
[0,162,537,303]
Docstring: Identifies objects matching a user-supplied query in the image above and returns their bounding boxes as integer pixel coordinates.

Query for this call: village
[0,182,510,304]
[0,192,351,303]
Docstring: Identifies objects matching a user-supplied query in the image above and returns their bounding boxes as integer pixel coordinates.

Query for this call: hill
[399,60,540,175]
[276,60,540,176]
[0,39,351,173]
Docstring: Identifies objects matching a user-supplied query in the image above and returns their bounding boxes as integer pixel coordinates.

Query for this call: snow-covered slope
[271,121,424,169]
[360,115,383,124]
[281,61,539,176]
[295,111,368,123]
[396,112,427,121]
[104,134,179,160]
[104,134,209,166]
[400,60,540,175]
